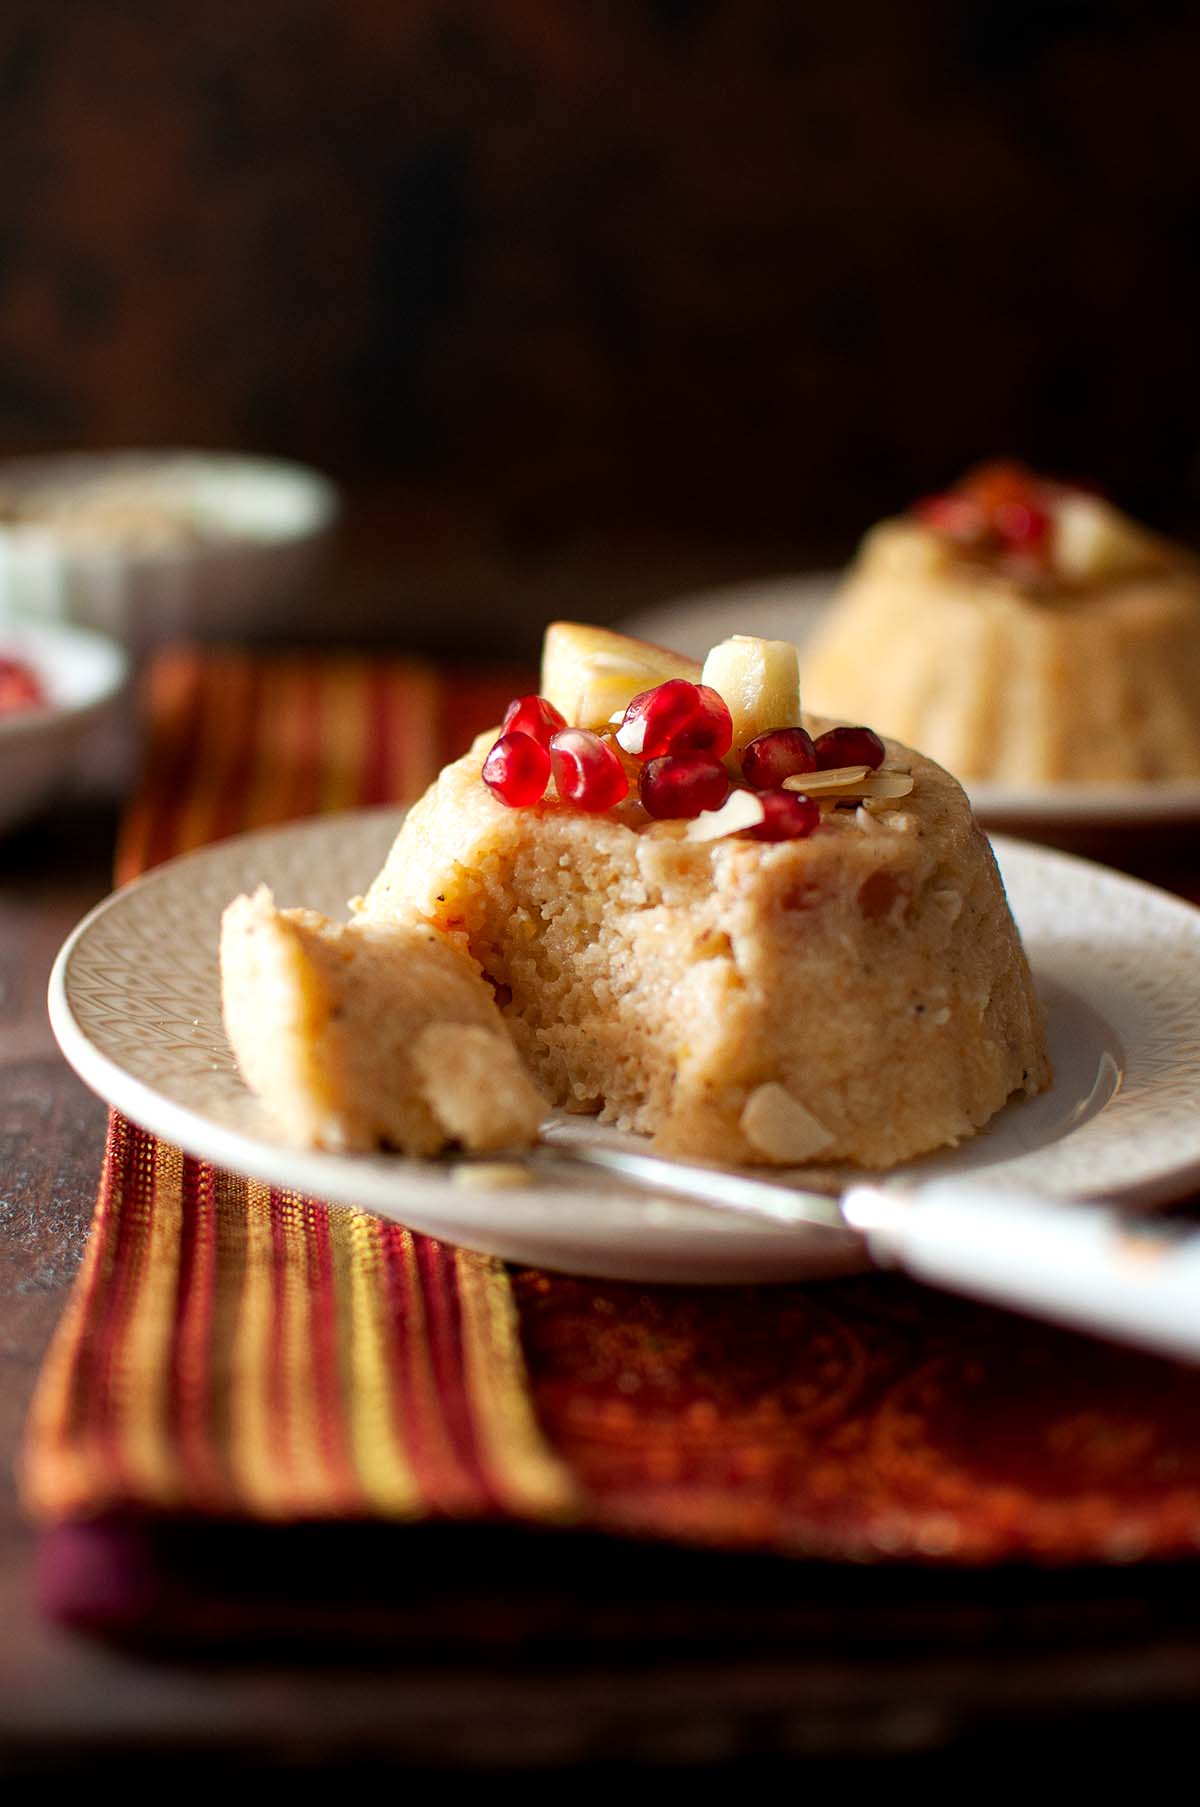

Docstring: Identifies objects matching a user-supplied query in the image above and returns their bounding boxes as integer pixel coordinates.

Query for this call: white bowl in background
[0,619,129,834]
[0,450,339,660]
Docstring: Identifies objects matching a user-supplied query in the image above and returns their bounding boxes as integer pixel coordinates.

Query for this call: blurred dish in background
[623,570,838,665]
[802,463,1200,786]
[624,465,1200,839]
[0,651,46,714]
[0,451,339,661]
[0,619,128,835]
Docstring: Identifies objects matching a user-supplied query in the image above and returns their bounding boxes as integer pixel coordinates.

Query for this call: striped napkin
[23,650,1200,1587]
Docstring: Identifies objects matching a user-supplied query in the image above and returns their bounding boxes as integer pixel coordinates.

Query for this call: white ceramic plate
[0,619,128,834]
[47,809,1200,1282]
[623,576,1200,832]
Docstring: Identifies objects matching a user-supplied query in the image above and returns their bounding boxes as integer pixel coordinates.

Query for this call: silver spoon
[541,1130,1200,1363]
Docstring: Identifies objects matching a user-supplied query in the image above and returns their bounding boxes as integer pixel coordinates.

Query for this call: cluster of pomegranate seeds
[549,727,629,812]
[616,679,733,761]
[0,656,44,714]
[640,751,730,819]
[914,460,1055,575]
[618,685,826,839]
[483,700,633,812]
[483,680,888,845]
[741,725,816,789]
[616,680,742,822]
[812,724,885,770]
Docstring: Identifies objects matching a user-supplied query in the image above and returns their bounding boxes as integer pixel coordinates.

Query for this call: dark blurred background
[1,0,1198,645]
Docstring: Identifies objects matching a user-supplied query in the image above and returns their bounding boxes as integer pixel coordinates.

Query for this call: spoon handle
[844,1180,1200,1362]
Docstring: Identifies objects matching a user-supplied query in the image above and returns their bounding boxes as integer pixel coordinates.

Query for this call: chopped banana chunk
[700,635,801,750]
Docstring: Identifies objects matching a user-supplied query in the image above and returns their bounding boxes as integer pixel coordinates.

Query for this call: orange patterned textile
[22,652,1200,1566]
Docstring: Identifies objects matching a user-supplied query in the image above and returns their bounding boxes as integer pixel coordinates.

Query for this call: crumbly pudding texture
[802,461,1200,783]
[220,887,545,1156]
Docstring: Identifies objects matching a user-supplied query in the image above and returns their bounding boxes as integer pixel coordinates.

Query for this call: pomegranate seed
[616,678,702,759]
[501,693,566,747]
[550,728,630,812]
[671,684,734,758]
[741,791,821,842]
[0,656,44,712]
[741,726,817,789]
[919,463,1062,575]
[813,725,886,771]
[640,752,731,819]
[961,459,1038,512]
[482,732,551,807]
[914,493,987,544]
[994,498,1052,554]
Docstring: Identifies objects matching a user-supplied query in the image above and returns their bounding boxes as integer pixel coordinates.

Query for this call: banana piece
[540,621,699,730]
[1053,493,1168,583]
[700,635,801,750]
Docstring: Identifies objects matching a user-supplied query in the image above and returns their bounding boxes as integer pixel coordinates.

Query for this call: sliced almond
[930,887,963,922]
[780,764,870,795]
[784,769,914,802]
[859,772,914,799]
[615,714,648,755]
[740,1083,834,1163]
[683,789,766,842]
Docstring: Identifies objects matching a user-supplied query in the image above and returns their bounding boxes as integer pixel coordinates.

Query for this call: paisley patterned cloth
[22,651,1200,1590]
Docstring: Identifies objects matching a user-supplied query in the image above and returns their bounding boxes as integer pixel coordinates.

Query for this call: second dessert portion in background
[801,462,1200,785]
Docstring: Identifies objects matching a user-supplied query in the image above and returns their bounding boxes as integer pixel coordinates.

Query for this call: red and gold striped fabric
[23,650,1200,1564]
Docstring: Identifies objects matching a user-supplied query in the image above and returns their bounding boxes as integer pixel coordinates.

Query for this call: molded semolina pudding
[802,462,1200,784]
[356,623,1050,1168]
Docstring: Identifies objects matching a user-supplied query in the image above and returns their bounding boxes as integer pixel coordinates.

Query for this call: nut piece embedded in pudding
[220,886,545,1154]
